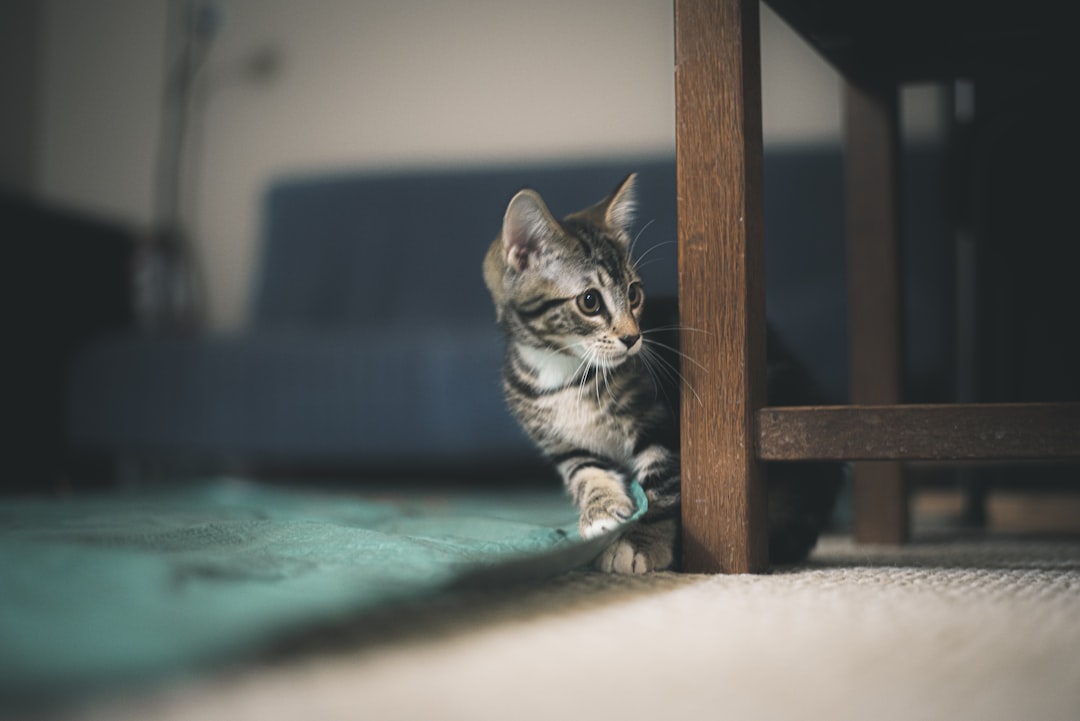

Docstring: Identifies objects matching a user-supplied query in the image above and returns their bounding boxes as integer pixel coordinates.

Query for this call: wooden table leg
[844,80,909,544]
[675,0,769,573]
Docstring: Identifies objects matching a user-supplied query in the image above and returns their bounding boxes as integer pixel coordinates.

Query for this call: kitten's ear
[501,188,560,272]
[603,172,637,237]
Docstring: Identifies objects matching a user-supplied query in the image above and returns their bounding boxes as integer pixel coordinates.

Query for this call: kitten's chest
[505,365,644,461]
[541,388,636,453]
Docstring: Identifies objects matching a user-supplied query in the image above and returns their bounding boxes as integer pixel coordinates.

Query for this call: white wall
[0,1,41,193]
[30,1,898,329]
[35,0,167,227]
[191,0,684,328]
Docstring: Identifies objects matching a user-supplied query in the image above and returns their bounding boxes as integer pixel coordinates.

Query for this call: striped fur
[483,174,679,573]
[483,174,841,573]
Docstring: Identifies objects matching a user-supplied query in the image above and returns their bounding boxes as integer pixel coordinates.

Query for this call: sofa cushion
[67,326,535,466]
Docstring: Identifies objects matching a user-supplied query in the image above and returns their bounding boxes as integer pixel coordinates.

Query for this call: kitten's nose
[619,334,641,349]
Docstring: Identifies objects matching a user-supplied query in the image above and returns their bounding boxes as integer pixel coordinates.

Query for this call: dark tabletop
[764,0,1076,86]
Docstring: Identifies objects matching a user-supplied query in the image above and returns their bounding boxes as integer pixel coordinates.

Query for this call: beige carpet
[73,535,1080,721]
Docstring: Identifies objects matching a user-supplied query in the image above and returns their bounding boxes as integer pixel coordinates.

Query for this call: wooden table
[674,0,1080,573]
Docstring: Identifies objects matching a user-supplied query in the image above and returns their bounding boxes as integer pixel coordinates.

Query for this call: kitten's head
[483,173,645,370]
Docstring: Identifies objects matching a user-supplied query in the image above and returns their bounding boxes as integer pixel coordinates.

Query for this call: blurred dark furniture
[2,194,135,494]
[675,0,1080,573]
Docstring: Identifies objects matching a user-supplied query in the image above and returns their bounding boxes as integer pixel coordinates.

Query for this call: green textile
[0,478,645,706]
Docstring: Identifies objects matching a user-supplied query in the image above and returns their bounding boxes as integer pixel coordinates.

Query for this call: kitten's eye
[627,282,644,309]
[576,289,603,316]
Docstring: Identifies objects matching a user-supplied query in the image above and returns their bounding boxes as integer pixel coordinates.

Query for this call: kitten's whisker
[598,363,607,406]
[639,345,681,389]
[584,348,604,404]
[636,349,668,405]
[604,361,618,406]
[594,353,604,406]
[641,338,707,373]
[638,346,682,412]
[633,258,666,273]
[549,339,589,357]
[642,325,710,336]
[632,238,674,270]
[575,349,594,401]
[599,355,614,407]
[641,341,703,407]
[628,219,656,259]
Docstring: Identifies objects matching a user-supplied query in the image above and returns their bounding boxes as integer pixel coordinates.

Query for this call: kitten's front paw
[594,519,676,574]
[578,492,635,540]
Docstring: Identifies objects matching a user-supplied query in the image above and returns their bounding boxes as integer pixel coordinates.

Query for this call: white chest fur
[512,342,637,463]
[514,343,584,389]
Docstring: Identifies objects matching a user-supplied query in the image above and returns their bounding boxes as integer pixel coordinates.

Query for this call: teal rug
[0,478,644,708]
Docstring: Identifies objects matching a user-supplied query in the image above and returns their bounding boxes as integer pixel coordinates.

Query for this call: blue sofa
[65,150,949,477]
[66,161,680,474]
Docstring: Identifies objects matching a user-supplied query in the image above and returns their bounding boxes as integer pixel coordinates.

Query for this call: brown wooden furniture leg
[844,80,909,544]
[675,0,769,573]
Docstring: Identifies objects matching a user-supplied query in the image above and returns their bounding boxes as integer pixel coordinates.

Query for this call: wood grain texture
[843,80,908,544]
[758,404,1080,461]
[675,0,768,573]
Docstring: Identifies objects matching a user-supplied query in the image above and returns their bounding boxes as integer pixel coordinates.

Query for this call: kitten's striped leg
[554,452,635,540]
[633,443,682,518]
[594,444,680,573]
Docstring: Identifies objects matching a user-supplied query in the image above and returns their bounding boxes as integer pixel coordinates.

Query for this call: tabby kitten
[483,174,837,573]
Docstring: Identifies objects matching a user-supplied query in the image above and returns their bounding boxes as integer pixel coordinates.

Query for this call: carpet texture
[67,535,1080,721]
[0,479,645,712]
